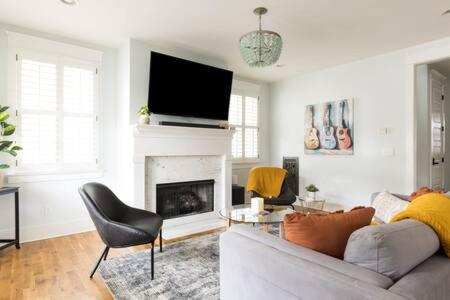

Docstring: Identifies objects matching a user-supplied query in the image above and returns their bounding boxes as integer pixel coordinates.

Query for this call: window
[13,50,99,172]
[228,90,259,161]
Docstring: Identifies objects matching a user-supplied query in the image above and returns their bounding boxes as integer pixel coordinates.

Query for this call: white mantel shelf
[130,124,233,238]
[134,124,235,139]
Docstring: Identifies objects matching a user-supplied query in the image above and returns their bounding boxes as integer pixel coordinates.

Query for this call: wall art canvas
[304,99,353,155]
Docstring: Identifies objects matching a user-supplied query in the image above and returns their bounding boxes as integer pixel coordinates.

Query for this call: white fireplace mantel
[131,124,234,237]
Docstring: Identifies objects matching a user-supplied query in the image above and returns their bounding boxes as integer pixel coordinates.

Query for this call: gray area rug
[99,225,278,300]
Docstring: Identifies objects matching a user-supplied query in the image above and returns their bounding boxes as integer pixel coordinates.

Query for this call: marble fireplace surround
[132,125,234,238]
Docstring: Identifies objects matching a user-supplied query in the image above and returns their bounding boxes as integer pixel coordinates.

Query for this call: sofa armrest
[220,226,406,300]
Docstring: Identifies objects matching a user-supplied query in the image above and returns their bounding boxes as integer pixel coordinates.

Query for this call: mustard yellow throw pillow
[391,193,450,257]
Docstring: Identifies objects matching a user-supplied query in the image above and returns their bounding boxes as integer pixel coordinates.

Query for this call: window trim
[6,32,103,177]
[229,80,261,163]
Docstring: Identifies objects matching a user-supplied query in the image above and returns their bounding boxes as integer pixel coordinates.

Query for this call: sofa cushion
[371,192,408,223]
[228,224,394,289]
[388,254,450,300]
[284,207,375,259]
[344,219,440,281]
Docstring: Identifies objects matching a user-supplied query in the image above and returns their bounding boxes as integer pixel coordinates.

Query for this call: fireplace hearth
[156,180,214,219]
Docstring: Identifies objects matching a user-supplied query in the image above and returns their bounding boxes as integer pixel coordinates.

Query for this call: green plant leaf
[2,124,15,136]
[11,145,23,151]
[0,112,9,122]
[0,164,10,169]
[6,149,17,156]
[0,141,13,151]
[0,106,9,113]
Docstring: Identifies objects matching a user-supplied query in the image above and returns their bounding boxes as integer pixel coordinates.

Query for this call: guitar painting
[320,103,337,149]
[337,100,352,150]
[304,99,353,155]
[304,105,320,150]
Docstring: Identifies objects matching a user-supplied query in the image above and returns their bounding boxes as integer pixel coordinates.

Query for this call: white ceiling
[1,0,450,82]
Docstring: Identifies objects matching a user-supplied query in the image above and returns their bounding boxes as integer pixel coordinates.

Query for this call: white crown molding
[6,31,103,62]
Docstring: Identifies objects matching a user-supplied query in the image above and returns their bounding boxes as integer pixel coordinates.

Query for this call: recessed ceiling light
[60,0,78,5]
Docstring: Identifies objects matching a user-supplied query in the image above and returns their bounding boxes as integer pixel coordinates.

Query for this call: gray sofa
[220,214,450,300]
[220,193,450,300]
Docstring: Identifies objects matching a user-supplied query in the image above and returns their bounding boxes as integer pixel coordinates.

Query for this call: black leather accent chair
[79,182,163,279]
[250,180,297,210]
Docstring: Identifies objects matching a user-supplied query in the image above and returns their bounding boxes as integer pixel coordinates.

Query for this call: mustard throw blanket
[390,193,450,257]
[246,166,287,198]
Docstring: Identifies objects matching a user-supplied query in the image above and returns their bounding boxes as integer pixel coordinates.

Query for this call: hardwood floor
[0,228,224,300]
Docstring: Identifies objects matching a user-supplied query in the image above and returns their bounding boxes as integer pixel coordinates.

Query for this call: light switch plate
[381,148,395,156]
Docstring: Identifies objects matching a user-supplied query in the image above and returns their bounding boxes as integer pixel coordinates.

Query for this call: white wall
[270,51,409,209]
[270,36,450,209]
[0,24,118,242]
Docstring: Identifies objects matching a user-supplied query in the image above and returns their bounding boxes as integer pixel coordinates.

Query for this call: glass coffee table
[219,204,295,238]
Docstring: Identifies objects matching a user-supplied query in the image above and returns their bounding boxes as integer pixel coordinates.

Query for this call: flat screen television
[148,52,233,121]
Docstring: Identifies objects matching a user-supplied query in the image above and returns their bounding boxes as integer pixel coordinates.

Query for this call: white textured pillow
[371,192,408,223]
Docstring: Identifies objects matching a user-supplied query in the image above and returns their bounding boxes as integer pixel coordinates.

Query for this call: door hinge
[15,109,18,117]
[15,54,18,61]
[96,158,98,164]
[96,68,98,75]
[442,126,445,132]
[15,160,18,167]
[442,95,445,101]
[442,158,445,163]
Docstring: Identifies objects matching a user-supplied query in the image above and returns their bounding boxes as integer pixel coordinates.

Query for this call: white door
[430,70,446,190]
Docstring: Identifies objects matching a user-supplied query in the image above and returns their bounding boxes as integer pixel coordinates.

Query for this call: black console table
[0,187,20,251]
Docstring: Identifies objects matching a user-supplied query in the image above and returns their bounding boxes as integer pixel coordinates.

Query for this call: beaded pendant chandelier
[239,7,283,67]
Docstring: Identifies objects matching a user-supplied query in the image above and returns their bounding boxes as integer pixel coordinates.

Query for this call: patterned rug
[99,225,278,300]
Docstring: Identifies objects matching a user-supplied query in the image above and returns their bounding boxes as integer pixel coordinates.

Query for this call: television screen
[148,52,233,121]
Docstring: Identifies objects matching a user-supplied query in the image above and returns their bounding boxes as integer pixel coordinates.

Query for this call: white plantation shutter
[62,66,97,165]
[228,91,259,160]
[63,66,95,114]
[19,59,59,165]
[229,95,243,158]
[20,113,58,164]
[21,60,57,111]
[228,95,242,125]
[16,51,99,171]
[245,97,258,127]
[245,128,258,158]
[231,127,243,159]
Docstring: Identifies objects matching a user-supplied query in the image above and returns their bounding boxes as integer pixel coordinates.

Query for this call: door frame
[406,39,450,192]
[428,69,446,189]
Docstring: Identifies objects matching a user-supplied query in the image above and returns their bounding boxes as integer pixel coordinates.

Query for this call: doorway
[415,59,450,190]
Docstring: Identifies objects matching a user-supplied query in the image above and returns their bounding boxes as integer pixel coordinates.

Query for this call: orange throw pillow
[283,207,375,259]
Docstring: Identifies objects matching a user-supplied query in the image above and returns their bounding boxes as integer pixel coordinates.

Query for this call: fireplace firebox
[156,180,214,219]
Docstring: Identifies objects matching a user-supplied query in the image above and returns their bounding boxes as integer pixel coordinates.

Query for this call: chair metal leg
[151,242,155,280]
[90,246,109,278]
[159,229,163,252]
[103,247,110,261]
[290,204,295,210]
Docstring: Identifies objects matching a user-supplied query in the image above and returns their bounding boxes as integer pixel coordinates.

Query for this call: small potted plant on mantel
[0,105,22,188]
[138,105,151,125]
[305,184,319,201]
